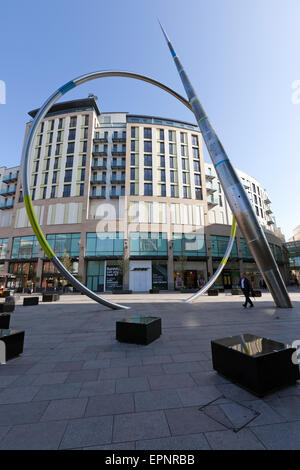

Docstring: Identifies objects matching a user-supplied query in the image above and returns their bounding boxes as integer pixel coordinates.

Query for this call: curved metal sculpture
[22,70,236,309]
[160,22,292,308]
[185,218,237,303]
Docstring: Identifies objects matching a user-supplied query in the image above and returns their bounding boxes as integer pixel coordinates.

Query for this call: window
[192,147,199,158]
[50,120,54,131]
[63,185,71,197]
[144,183,152,195]
[64,170,72,182]
[32,189,35,200]
[194,174,201,186]
[144,169,152,181]
[168,130,174,141]
[68,129,76,140]
[11,236,40,259]
[54,157,59,169]
[160,142,165,154]
[55,144,60,155]
[161,184,166,196]
[84,115,89,126]
[161,170,166,182]
[83,128,88,139]
[35,161,39,172]
[44,173,48,185]
[159,129,164,140]
[160,155,165,167]
[183,186,188,198]
[70,116,77,128]
[42,187,47,199]
[66,156,73,168]
[144,128,152,139]
[82,141,87,152]
[195,188,202,200]
[182,173,187,184]
[79,183,84,196]
[33,174,37,186]
[131,127,137,138]
[49,133,53,144]
[58,118,63,129]
[252,183,256,193]
[254,194,257,204]
[50,186,56,198]
[169,157,175,168]
[47,146,52,157]
[81,155,86,166]
[46,159,50,171]
[37,148,41,159]
[193,161,200,172]
[57,131,62,142]
[67,142,74,154]
[173,233,206,257]
[219,195,223,207]
[52,172,57,184]
[130,232,167,257]
[46,233,80,257]
[144,154,152,166]
[38,135,43,146]
[130,154,135,165]
[255,206,259,216]
[130,168,135,180]
[182,159,186,170]
[169,143,175,154]
[131,141,136,152]
[40,122,44,133]
[144,141,152,152]
[170,170,175,183]
[180,132,185,143]
[181,145,186,157]
[130,182,135,195]
[80,169,85,181]
[86,232,124,257]
[171,185,175,197]
[192,135,198,146]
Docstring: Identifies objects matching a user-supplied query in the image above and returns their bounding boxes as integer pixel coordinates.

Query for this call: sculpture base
[0,315,10,329]
[23,297,39,306]
[42,294,60,302]
[116,316,161,345]
[211,333,300,397]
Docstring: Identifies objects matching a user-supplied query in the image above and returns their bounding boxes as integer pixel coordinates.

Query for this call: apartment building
[0,96,289,292]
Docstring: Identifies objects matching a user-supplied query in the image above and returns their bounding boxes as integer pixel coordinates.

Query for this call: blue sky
[0,0,299,239]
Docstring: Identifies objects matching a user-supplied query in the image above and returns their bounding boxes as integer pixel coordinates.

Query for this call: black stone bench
[0,329,25,364]
[211,333,300,397]
[253,290,262,297]
[42,293,60,302]
[180,288,198,293]
[23,297,39,306]
[208,289,219,296]
[116,316,161,345]
[0,297,15,313]
[149,288,160,293]
[0,314,10,329]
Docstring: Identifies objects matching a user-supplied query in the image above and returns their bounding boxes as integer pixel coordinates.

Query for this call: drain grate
[199,395,260,433]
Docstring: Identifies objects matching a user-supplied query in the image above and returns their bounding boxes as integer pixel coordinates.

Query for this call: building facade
[0,97,289,292]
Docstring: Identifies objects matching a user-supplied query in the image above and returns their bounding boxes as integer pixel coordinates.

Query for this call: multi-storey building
[0,96,289,292]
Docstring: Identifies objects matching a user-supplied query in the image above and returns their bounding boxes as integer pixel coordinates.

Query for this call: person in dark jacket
[239,273,254,308]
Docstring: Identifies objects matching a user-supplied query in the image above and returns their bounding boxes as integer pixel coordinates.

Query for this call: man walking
[240,273,254,308]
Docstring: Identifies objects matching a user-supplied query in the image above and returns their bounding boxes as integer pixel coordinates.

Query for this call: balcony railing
[264,197,271,204]
[90,178,106,184]
[265,208,273,215]
[0,185,17,196]
[110,191,125,198]
[206,184,218,194]
[90,191,106,199]
[111,163,126,170]
[91,163,107,170]
[3,173,19,183]
[205,172,216,181]
[111,151,126,156]
[92,151,107,157]
[111,178,125,184]
[112,136,126,143]
[0,201,14,210]
[267,217,275,225]
[93,137,108,143]
[207,197,218,206]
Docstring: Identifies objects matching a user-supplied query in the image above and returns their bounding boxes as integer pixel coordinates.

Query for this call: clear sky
[0,0,299,239]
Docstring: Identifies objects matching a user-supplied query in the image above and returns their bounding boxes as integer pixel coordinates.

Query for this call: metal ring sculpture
[22,70,236,309]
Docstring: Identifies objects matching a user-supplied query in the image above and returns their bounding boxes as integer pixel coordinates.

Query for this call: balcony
[111,151,126,157]
[111,178,125,184]
[90,191,106,199]
[265,207,273,215]
[90,177,106,184]
[264,196,271,204]
[92,151,107,157]
[205,172,216,181]
[111,163,126,170]
[207,197,218,207]
[110,191,125,198]
[0,201,14,210]
[91,163,107,170]
[93,137,108,144]
[267,217,275,225]
[206,184,217,194]
[0,185,17,196]
[112,136,126,143]
[3,173,19,183]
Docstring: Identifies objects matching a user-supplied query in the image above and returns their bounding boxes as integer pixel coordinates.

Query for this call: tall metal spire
[159,21,292,308]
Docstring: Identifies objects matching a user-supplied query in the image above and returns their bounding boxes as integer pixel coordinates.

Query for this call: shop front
[42,260,79,291]
[212,260,240,290]
[8,261,38,291]
[174,261,207,290]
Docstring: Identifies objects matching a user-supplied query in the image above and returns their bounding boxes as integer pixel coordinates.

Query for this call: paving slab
[113,410,170,443]
[134,389,182,412]
[251,421,300,450]
[205,428,266,450]
[136,433,210,450]
[0,421,68,450]
[165,406,227,435]
[59,416,113,449]
[85,393,134,417]
[41,398,88,421]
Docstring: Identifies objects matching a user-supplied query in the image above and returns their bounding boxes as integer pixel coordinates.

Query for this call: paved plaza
[0,290,300,450]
